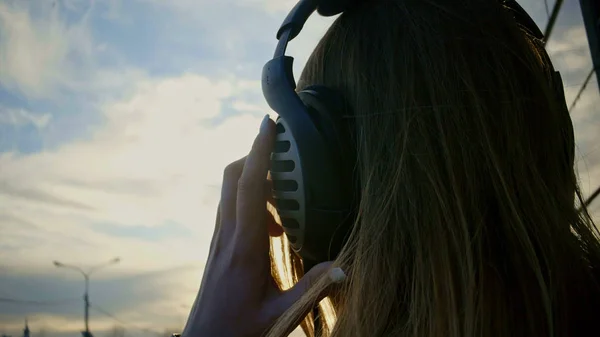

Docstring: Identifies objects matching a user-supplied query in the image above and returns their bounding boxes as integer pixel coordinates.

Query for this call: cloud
[128,0,335,82]
[0,106,52,129]
[138,0,297,14]
[0,72,268,274]
[0,0,146,104]
[547,26,594,83]
[0,63,275,337]
[0,1,88,99]
[0,1,274,329]
[0,0,323,335]
[0,181,95,211]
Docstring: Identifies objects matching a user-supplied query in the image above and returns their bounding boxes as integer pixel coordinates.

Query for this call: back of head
[268,0,600,336]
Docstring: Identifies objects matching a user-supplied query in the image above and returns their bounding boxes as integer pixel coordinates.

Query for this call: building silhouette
[23,319,30,337]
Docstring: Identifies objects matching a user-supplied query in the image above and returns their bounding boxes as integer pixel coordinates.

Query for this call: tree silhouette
[108,326,125,337]
[36,327,49,337]
[162,328,181,337]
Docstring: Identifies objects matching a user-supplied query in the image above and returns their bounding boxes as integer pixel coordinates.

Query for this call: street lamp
[53,258,121,337]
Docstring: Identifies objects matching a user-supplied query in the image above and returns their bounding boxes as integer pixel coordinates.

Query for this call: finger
[220,157,246,232]
[271,262,340,316]
[235,115,276,244]
[196,204,225,306]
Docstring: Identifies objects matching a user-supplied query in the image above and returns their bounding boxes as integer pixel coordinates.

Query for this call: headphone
[262,0,569,269]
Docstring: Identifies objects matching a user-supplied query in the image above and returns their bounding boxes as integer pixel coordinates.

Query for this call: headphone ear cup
[271,117,307,247]
[270,86,358,264]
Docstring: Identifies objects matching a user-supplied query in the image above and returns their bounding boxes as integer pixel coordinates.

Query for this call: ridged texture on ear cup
[270,118,306,251]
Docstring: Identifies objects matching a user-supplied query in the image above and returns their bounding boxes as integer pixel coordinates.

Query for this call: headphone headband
[274,0,545,45]
[275,0,363,42]
[264,0,550,114]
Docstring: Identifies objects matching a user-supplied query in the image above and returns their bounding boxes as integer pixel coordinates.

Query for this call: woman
[182,0,600,336]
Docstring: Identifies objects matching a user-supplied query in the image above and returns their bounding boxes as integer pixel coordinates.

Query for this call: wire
[544,0,550,20]
[542,0,564,44]
[91,305,128,325]
[0,297,79,306]
[569,67,597,112]
[90,304,165,336]
[584,186,600,208]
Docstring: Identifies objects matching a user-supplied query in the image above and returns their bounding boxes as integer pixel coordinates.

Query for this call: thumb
[274,262,345,313]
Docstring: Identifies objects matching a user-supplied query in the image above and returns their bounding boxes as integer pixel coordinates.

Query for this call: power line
[543,0,564,44]
[568,67,597,112]
[584,186,600,208]
[0,297,79,306]
[90,304,165,336]
[90,305,128,326]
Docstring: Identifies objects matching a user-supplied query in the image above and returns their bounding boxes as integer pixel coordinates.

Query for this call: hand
[182,115,336,337]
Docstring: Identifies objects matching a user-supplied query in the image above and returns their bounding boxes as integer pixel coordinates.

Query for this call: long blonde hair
[267,0,600,336]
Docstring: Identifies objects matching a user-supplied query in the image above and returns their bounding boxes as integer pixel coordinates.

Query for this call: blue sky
[0,0,598,336]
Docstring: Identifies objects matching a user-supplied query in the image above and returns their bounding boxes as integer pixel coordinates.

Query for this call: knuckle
[223,160,244,182]
[304,274,317,290]
[223,162,239,179]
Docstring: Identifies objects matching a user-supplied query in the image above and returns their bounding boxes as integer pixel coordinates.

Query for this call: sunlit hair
[267,0,600,336]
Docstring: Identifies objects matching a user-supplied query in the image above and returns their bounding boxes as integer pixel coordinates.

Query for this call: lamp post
[53,257,121,337]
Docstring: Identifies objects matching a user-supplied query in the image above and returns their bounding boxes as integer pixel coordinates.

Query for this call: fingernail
[259,114,270,134]
[328,267,346,284]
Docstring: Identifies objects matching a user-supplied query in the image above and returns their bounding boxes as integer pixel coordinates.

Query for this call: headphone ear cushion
[298,85,357,207]
[299,85,346,113]
[298,85,348,149]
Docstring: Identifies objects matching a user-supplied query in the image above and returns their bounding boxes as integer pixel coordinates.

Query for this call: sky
[0,0,598,336]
